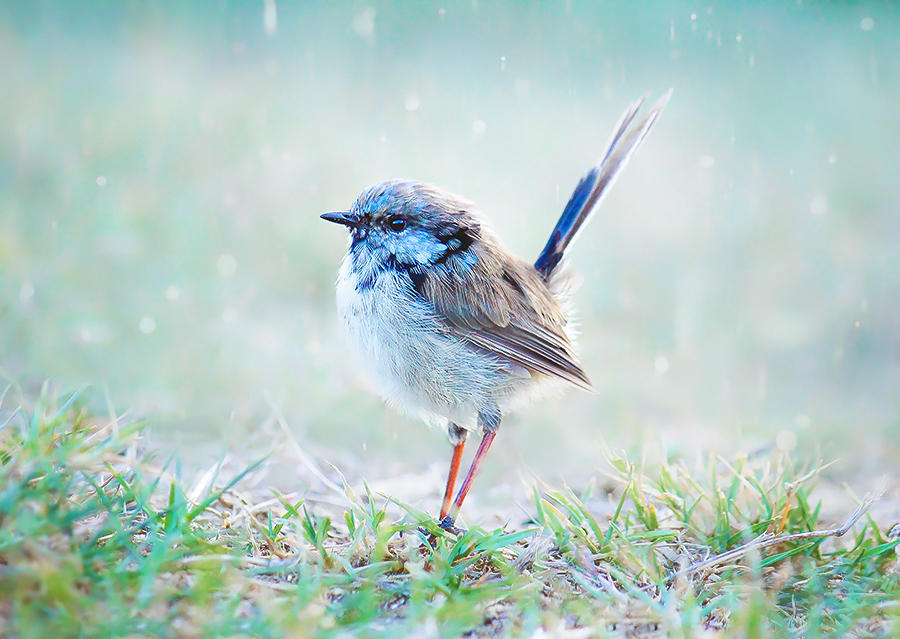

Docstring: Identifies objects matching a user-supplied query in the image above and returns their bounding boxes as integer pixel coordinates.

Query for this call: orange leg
[445,430,496,524]
[439,437,467,520]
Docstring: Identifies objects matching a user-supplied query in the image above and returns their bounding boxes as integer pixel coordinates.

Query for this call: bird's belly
[336,264,508,428]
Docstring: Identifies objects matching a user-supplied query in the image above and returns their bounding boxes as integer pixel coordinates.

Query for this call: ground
[1,389,898,638]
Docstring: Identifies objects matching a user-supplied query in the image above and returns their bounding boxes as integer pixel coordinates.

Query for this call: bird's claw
[438,515,466,536]
[414,517,466,548]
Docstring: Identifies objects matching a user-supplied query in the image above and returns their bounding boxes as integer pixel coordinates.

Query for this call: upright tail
[534,90,672,279]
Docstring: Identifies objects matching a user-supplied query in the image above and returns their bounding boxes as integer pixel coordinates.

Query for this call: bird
[321,92,670,534]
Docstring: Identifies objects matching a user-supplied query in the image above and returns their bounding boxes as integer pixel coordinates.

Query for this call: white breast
[335,254,516,430]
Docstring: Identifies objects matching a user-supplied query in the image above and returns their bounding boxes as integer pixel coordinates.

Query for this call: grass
[1,388,897,638]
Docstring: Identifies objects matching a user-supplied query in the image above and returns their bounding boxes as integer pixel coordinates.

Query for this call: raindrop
[404,94,420,112]
[776,430,797,452]
[95,175,107,187]
[809,194,828,216]
[217,253,238,277]
[165,285,181,302]
[859,17,875,31]
[654,355,669,375]
[263,0,277,36]
[139,317,156,334]
[352,8,376,40]
[19,281,35,303]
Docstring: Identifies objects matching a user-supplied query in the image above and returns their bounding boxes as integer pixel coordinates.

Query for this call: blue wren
[321,92,670,533]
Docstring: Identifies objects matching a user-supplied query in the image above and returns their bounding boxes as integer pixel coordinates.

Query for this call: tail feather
[534,90,672,279]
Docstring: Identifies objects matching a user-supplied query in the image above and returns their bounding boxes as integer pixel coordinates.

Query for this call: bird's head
[321,180,483,270]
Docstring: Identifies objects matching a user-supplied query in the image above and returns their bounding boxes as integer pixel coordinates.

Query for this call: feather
[534,89,672,279]
[410,230,593,392]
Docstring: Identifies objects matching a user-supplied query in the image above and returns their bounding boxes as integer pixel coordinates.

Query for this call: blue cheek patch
[392,232,447,265]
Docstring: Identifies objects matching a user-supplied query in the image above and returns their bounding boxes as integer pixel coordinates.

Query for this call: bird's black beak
[320,211,360,228]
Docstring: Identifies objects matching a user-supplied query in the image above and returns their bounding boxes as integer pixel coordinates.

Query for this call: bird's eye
[386,215,406,232]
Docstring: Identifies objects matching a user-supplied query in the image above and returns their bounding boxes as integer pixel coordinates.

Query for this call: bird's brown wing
[410,240,593,391]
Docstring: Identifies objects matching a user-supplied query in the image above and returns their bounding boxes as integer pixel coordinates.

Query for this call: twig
[264,392,345,497]
[670,486,885,579]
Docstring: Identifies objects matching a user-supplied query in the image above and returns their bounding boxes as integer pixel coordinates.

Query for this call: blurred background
[1,2,897,501]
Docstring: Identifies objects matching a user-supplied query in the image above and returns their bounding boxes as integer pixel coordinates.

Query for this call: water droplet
[95,175,107,187]
[499,55,506,71]
[809,194,828,216]
[859,17,875,31]
[776,430,797,452]
[263,0,277,36]
[827,153,838,165]
[403,94,420,112]
[654,355,669,375]
[217,253,238,277]
[19,281,35,303]
[735,33,742,42]
[165,285,181,301]
[139,317,156,334]
[352,7,376,40]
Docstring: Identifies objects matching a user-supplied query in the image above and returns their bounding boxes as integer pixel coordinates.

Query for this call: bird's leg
[440,408,500,532]
[439,424,468,520]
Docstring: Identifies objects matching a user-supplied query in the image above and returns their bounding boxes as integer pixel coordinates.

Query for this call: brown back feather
[412,225,593,391]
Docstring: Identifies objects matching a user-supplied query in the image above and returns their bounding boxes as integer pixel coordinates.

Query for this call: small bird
[321,93,670,533]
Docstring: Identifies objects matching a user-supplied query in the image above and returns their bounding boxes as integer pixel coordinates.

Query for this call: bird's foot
[413,516,466,547]
[438,515,466,536]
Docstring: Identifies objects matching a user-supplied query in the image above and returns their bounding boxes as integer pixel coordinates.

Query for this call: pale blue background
[1,2,897,485]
